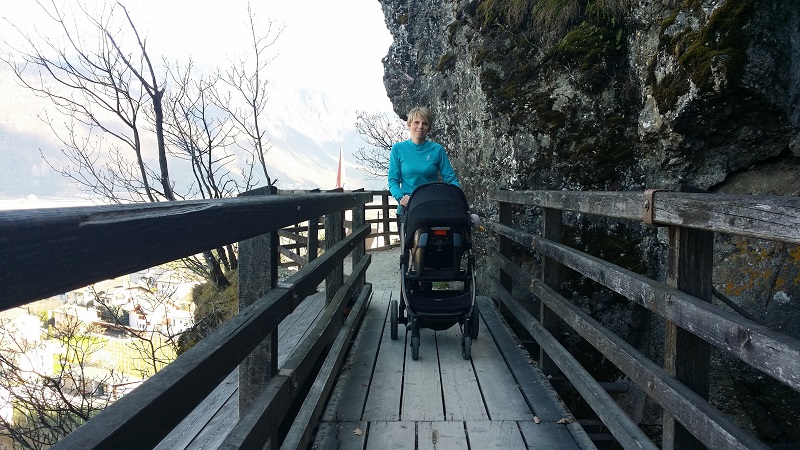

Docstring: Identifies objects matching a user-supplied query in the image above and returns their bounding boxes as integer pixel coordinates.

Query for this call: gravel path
[364,248,401,291]
[342,248,400,292]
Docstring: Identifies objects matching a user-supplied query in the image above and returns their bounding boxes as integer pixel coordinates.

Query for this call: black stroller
[389,182,478,360]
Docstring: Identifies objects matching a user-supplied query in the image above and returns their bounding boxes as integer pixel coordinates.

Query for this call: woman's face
[407,114,430,143]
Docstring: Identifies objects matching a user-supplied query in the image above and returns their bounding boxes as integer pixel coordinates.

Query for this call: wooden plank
[487,273,672,450]
[160,293,326,450]
[364,422,415,450]
[490,190,800,244]
[517,420,583,450]
[322,291,392,422]
[663,224,713,449]
[1,191,373,308]
[279,245,307,266]
[509,272,764,449]
[470,316,534,421]
[540,207,562,376]
[182,394,238,450]
[491,190,641,222]
[466,420,527,449]
[437,326,489,421]
[312,421,367,450]
[477,297,571,422]
[401,328,444,421]
[52,285,294,450]
[652,192,800,244]
[489,221,800,394]
[154,369,238,450]
[418,421,467,450]
[278,293,326,365]
[566,422,600,450]
[361,294,406,421]
[220,258,373,450]
[281,284,373,450]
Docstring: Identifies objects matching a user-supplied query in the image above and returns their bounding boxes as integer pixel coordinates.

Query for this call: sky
[0,0,395,204]
[1,0,393,110]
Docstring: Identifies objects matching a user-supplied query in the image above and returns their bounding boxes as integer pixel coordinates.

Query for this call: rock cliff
[378,0,800,443]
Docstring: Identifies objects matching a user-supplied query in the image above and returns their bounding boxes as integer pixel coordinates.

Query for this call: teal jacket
[387,139,460,213]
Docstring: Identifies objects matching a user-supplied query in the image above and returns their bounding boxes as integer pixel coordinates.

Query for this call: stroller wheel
[470,306,479,340]
[390,300,398,340]
[411,335,420,361]
[461,335,472,360]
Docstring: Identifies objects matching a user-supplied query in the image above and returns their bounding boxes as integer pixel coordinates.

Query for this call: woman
[387,106,460,214]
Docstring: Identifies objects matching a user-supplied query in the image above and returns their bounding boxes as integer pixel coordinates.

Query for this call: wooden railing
[276,190,400,267]
[487,189,800,450]
[0,189,375,449]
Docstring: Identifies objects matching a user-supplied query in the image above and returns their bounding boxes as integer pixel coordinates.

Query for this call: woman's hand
[399,195,410,207]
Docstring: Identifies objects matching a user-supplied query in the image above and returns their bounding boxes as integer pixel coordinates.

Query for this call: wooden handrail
[492,190,800,244]
[489,189,799,449]
[0,192,373,309]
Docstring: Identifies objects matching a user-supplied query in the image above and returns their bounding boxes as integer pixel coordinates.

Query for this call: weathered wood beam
[49,224,370,450]
[219,256,372,449]
[0,192,372,309]
[490,190,800,244]
[488,273,658,450]
[487,221,800,394]
[491,253,768,450]
[280,279,373,450]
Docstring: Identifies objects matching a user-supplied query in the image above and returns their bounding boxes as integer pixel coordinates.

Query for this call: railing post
[237,185,279,417]
[381,191,392,248]
[499,199,513,292]
[308,217,319,263]
[662,222,714,449]
[325,207,344,304]
[540,207,562,377]
[352,196,366,290]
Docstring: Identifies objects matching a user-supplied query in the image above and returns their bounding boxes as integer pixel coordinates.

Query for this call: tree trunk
[226,244,238,270]
[203,250,230,289]
[216,247,230,272]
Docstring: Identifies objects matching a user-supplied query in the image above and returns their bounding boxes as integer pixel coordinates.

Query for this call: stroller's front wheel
[411,335,420,360]
[461,335,472,360]
[390,299,398,340]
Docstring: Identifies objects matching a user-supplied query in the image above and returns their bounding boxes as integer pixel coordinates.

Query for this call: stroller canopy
[404,182,470,240]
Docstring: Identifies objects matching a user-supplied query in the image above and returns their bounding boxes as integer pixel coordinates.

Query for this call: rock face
[378,0,799,443]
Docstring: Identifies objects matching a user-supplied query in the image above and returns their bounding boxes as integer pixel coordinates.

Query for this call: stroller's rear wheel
[411,335,420,360]
[470,305,479,340]
[390,299,398,340]
[461,335,472,360]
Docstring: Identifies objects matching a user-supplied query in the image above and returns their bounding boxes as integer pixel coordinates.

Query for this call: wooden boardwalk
[156,292,328,450]
[313,292,595,450]
[155,285,595,449]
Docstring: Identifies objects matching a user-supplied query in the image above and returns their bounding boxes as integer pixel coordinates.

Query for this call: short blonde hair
[406,106,433,128]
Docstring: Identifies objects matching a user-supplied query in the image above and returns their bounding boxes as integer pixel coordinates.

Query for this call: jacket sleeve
[387,144,404,201]
[438,147,460,187]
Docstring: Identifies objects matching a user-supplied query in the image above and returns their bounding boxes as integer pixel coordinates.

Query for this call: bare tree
[1,1,283,288]
[354,110,407,180]
[1,0,174,202]
[0,315,128,449]
[213,3,284,187]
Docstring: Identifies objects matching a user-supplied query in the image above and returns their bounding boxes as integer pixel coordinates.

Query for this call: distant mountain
[0,83,388,202]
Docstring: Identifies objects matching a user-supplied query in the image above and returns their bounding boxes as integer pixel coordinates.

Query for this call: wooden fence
[0,189,375,449]
[276,190,400,267]
[488,189,800,450]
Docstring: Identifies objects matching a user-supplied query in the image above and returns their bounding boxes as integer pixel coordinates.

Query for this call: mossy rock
[658,0,753,103]
[552,22,625,92]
